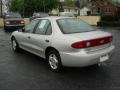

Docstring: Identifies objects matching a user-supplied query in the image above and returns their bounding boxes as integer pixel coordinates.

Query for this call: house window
[97,8,100,13]
[64,9,68,12]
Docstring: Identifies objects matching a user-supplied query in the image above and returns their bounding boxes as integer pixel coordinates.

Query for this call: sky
[112,0,120,3]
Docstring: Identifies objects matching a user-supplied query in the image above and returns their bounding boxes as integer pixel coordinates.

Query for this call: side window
[45,23,52,35]
[24,19,39,33]
[34,19,52,35]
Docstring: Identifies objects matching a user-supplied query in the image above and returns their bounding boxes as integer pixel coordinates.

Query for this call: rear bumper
[60,45,115,67]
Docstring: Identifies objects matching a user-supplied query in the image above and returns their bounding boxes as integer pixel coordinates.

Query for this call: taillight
[71,36,112,49]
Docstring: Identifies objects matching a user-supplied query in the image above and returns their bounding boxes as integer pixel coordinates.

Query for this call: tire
[47,50,62,72]
[11,38,20,52]
[92,63,101,68]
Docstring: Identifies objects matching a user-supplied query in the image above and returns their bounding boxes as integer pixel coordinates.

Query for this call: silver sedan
[11,17,115,72]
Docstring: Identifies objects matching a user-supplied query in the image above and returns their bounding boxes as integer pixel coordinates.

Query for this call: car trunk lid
[68,31,111,41]
[67,31,112,51]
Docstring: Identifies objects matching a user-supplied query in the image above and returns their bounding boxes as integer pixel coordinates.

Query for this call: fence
[78,16,100,26]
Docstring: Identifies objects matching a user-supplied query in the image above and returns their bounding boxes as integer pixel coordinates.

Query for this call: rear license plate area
[100,54,109,62]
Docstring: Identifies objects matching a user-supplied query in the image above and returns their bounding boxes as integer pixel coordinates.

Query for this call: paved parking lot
[0,27,120,90]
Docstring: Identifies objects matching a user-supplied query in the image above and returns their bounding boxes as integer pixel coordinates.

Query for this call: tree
[9,0,59,17]
[64,0,75,7]
[74,0,80,8]
[74,0,90,9]
[9,0,24,13]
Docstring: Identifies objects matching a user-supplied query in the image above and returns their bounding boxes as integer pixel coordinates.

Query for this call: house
[62,6,79,15]
[59,0,92,15]
[59,0,79,15]
[80,6,90,16]
[49,0,92,16]
[50,0,79,15]
[49,6,79,16]
[91,0,120,16]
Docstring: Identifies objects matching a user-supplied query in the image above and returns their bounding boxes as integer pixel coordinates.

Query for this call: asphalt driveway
[0,27,120,90]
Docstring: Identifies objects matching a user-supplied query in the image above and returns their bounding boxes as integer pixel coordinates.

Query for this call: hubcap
[12,40,17,50]
[49,54,58,70]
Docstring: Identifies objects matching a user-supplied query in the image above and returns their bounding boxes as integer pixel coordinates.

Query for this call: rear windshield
[5,13,21,18]
[57,18,95,34]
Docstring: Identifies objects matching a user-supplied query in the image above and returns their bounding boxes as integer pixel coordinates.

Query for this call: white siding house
[80,7,90,16]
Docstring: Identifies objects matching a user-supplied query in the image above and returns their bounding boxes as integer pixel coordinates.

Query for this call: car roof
[4,12,21,18]
[33,12,49,16]
[36,16,75,20]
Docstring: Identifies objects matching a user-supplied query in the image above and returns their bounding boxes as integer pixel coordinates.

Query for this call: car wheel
[47,50,62,72]
[11,38,20,52]
[92,63,101,68]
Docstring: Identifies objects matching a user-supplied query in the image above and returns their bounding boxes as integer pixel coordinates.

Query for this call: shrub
[97,21,120,27]
[101,15,119,21]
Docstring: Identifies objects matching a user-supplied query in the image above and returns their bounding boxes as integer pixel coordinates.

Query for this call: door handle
[45,40,49,43]
[27,36,31,39]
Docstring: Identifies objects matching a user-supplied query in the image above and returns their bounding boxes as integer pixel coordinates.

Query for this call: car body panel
[25,34,52,58]
[60,45,114,67]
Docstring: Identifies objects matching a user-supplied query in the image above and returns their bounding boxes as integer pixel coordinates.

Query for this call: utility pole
[78,0,80,16]
[0,0,2,17]
[23,0,24,17]
[75,0,81,15]
[116,0,118,16]
[43,0,45,12]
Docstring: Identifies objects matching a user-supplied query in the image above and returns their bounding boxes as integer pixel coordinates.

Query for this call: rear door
[27,19,52,58]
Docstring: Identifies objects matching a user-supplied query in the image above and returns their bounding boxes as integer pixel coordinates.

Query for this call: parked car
[29,12,49,21]
[11,17,115,72]
[3,12,25,31]
[59,12,75,17]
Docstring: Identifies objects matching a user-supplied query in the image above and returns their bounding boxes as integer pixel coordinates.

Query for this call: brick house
[91,0,120,16]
